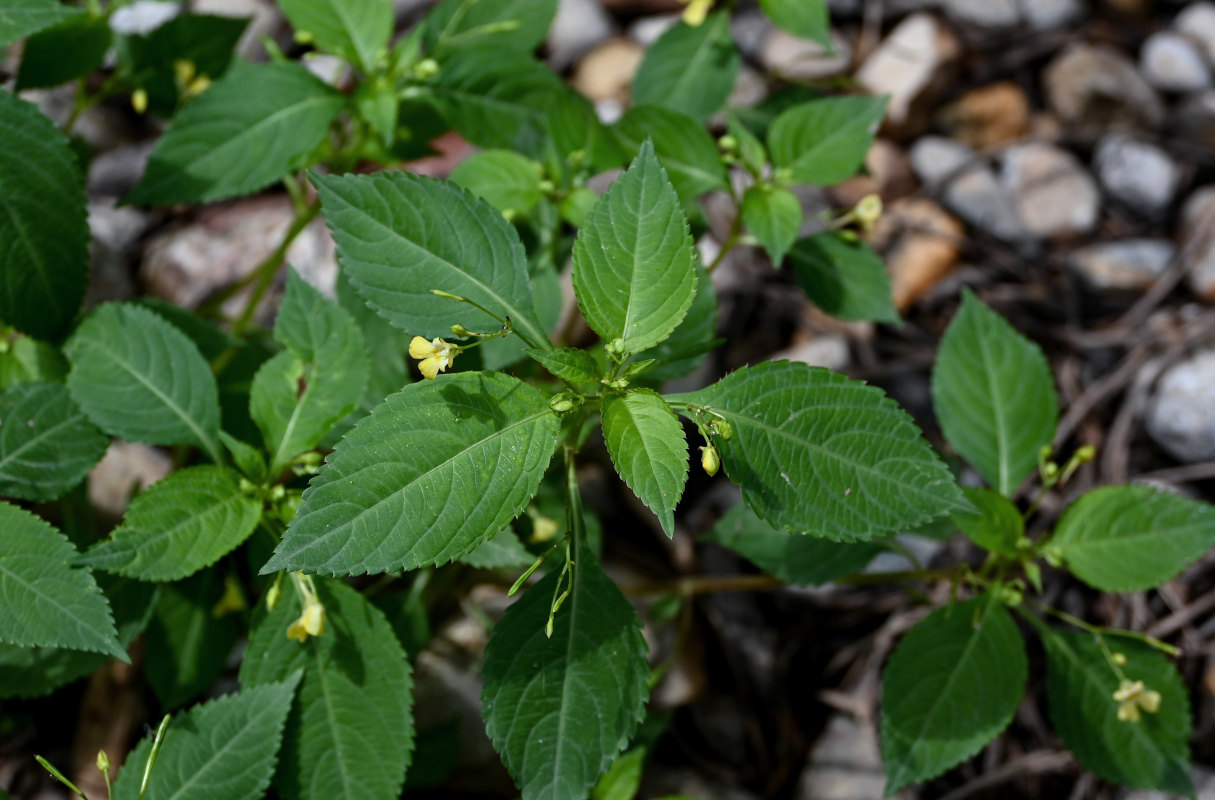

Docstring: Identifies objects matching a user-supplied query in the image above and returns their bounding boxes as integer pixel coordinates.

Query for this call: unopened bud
[96,750,110,774]
[131,88,148,114]
[549,392,582,414]
[605,338,627,360]
[449,323,472,337]
[717,134,738,152]
[710,418,734,440]
[412,58,439,80]
[1075,444,1096,462]
[701,445,720,477]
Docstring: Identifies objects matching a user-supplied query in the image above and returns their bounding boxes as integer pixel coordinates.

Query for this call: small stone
[1094,133,1183,217]
[1180,185,1215,300]
[730,9,772,61]
[873,198,965,310]
[1044,43,1165,128]
[109,0,179,35]
[87,200,150,306]
[571,37,644,104]
[771,334,851,372]
[1002,142,1101,238]
[909,135,974,189]
[1140,31,1211,93]
[855,13,960,130]
[798,715,907,800]
[192,0,283,60]
[89,441,172,518]
[947,165,1028,243]
[937,81,1031,148]
[88,141,156,199]
[1117,765,1215,800]
[628,13,679,47]
[1068,239,1175,291]
[759,27,851,81]
[548,0,613,70]
[834,138,915,205]
[941,0,1083,29]
[1146,350,1215,462]
[1176,3,1215,67]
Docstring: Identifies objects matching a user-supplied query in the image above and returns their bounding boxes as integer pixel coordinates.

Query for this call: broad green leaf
[0,382,108,501]
[758,0,831,47]
[932,290,1058,496]
[1052,485,1215,593]
[631,12,739,123]
[726,113,767,175]
[0,0,84,48]
[278,0,391,73]
[614,106,728,203]
[0,501,124,659]
[951,487,1023,558]
[0,574,155,699]
[1036,624,1192,796]
[634,266,718,383]
[311,170,551,361]
[572,141,697,354]
[145,571,242,710]
[113,674,302,800]
[0,335,68,388]
[251,269,370,475]
[768,96,887,186]
[138,297,241,360]
[78,466,261,581]
[264,371,560,575]
[126,61,342,205]
[593,748,645,800]
[458,527,534,569]
[0,90,88,340]
[483,544,649,800]
[526,347,600,383]
[544,86,624,173]
[741,185,801,266]
[669,362,968,542]
[423,0,557,53]
[703,503,881,585]
[336,268,411,406]
[602,390,687,537]
[450,150,544,216]
[789,233,899,323]
[222,431,268,482]
[240,580,414,800]
[66,303,223,462]
[15,13,110,90]
[882,594,1026,794]
[122,14,248,116]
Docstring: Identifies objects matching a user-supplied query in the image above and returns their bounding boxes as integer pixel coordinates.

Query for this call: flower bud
[710,418,734,440]
[701,445,720,477]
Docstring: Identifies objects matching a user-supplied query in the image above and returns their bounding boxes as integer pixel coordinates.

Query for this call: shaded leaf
[278,0,392,73]
[122,13,248,115]
[145,571,242,710]
[458,527,534,569]
[0,0,84,48]
[0,382,108,501]
[423,0,557,53]
[634,266,718,383]
[613,106,728,203]
[631,12,739,123]
[951,487,1023,558]
[741,185,801,266]
[758,0,830,47]
[526,348,600,383]
[15,13,110,89]
[788,232,899,323]
[450,149,544,216]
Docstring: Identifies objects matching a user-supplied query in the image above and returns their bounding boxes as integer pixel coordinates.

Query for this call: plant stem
[619,568,959,598]
[706,212,743,274]
[231,201,321,337]
[1024,598,1181,657]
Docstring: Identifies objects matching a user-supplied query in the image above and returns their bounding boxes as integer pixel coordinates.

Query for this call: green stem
[706,212,743,274]
[138,715,171,800]
[1024,598,1181,657]
[231,201,321,337]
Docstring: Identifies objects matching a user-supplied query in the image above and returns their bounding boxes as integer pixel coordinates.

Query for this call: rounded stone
[1146,350,1215,462]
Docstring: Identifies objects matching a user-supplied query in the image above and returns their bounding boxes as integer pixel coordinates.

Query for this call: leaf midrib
[0,406,87,476]
[0,549,117,656]
[976,323,1012,494]
[639,17,724,111]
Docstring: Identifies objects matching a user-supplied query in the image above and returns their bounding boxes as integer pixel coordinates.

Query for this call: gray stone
[909,135,974,188]
[1068,239,1175,291]
[88,141,156,199]
[1094,133,1182,216]
[730,9,771,60]
[1119,765,1215,799]
[1176,2,1215,67]
[628,13,679,47]
[86,200,150,306]
[945,165,1028,243]
[941,0,1083,30]
[1146,350,1215,462]
[89,441,172,518]
[760,27,851,81]
[547,0,614,71]
[1002,142,1100,238]
[771,334,851,372]
[798,715,911,800]
[1044,43,1165,128]
[1140,31,1211,93]
[1181,185,1215,300]
[109,0,180,35]
[855,13,959,128]
[191,0,282,60]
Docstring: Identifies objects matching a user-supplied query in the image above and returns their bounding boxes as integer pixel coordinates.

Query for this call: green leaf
[251,269,370,475]
[1052,485,1215,593]
[669,361,968,542]
[450,149,544,216]
[122,14,248,116]
[602,390,688,537]
[423,0,557,53]
[126,61,342,205]
[758,0,831,47]
[726,113,767,175]
[240,580,414,800]
[65,303,223,462]
[526,347,601,383]
[79,466,260,581]
[264,371,560,576]
[951,487,1023,558]
[631,12,739,123]
[0,90,88,340]
[0,0,84,48]
[703,503,881,585]
[112,674,302,800]
[572,141,697,354]
[768,96,887,186]
[614,106,728,203]
[932,290,1058,496]
[0,335,68,388]
[741,185,801,266]
[593,748,645,800]
[1035,624,1192,797]
[311,170,550,359]
[483,544,649,800]
[15,13,110,90]
[0,501,124,660]
[336,268,411,405]
[458,527,534,569]
[634,266,718,383]
[544,86,624,173]
[278,0,391,73]
[0,574,156,699]
[0,382,108,502]
[222,431,268,481]
[788,233,899,323]
[145,571,242,710]
[882,594,1027,795]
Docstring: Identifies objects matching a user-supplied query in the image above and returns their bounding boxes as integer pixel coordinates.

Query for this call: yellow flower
[854,194,883,235]
[409,336,458,380]
[681,0,713,26]
[1113,679,1161,723]
[131,89,148,114]
[287,601,325,642]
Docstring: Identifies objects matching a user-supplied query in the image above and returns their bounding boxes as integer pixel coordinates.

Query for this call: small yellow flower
[286,601,325,643]
[1113,679,1162,723]
[854,194,883,235]
[681,0,713,26]
[409,336,459,380]
[131,89,148,114]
